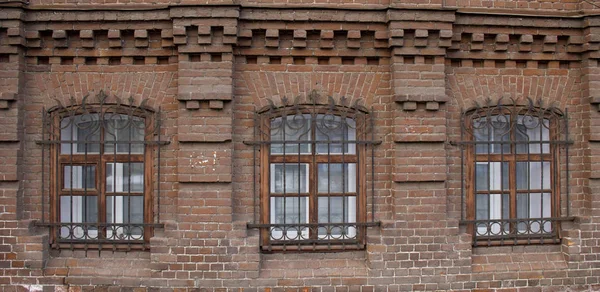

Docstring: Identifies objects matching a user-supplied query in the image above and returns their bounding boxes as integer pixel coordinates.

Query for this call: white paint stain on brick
[189,151,222,171]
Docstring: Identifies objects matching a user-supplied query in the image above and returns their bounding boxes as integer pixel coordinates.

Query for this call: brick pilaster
[389,11,454,210]
[0,11,42,286]
[578,23,600,268]
[170,6,238,287]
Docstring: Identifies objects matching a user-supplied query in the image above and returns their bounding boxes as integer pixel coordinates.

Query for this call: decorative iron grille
[456,98,573,246]
[36,91,168,251]
[245,94,381,252]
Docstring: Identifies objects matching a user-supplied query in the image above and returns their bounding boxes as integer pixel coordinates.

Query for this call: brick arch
[35,72,177,111]
[238,71,387,109]
[446,69,579,111]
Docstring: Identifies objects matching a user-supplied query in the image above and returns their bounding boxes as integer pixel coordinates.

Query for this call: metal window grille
[246,96,381,252]
[36,91,168,251]
[457,98,573,246]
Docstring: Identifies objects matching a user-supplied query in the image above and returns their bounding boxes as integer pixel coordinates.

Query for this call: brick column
[0,12,49,284]
[578,24,600,266]
[388,10,454,221]
[160,6,238,288]
[385,11,467,289]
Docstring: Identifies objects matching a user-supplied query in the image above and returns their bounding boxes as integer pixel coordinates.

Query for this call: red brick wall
[2,3,600,292]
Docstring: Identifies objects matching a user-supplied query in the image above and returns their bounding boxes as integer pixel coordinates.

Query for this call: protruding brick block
[320,30,334,48]
[495,34,509,51]
[80,30,95,48]
[544,35,558,52]
[186,100,200,110]
[135,30,149,47]
[520,34,534,43]
[108,29,121,47]
[347,30,361,49]
[134,29,148,39]
[266,29,279,48]
[209,100,224,110]
[52,30,68,47]
[52,30,66,39]
[80,30,94,39]
[293,30,307,48]
[403,101,417,111]
[414,30,428,47]
[108,29,120,38]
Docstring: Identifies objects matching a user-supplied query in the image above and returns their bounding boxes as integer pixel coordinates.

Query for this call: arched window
[39,94,166,250]
[460,99,571,246]
[247,98,380,252]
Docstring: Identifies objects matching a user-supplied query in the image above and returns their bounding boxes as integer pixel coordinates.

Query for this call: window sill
[34,221,164,251]
[261,242,366,253]
[459,217,575,247]
[248,222,380,252]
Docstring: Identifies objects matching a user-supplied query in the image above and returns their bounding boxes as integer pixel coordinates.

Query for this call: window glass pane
[318,196,356,239]
[270,164,308,194]
[60,196,98,223]
[475,194,489,220]
[317,163,356,193]
[475,194,506,220]
[270,197,308,225]
[473,115,510,154]
[270,115,311,154]
[317,196,356,223]
[106,163,144,193]
[63,165,96,190]
[59,196,98,239]
[106,196,144,224]
[517,193,551,218]
[517,193,552,234]
[476,194,509,235]
[316,115,356,154]
[269,197,309,240]
[106,196,144,240]
[516,162,551,190]
[475,162,508,191]
[61,114,100,154]
[516,116,550,154]
[105,115,145,154]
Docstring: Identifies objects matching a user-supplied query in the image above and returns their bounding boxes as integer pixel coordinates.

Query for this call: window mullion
[309,113,317,238]
[99,124,107,240]
[509,124,517,223]
[296,121,302,238]
[551,121,558,218]
[328,133,332,239]
[128,115,133,240]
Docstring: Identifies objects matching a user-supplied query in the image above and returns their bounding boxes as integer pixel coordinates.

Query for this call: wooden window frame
[259,106,368,252]
[49,107,154,249]
[464,107,565,246]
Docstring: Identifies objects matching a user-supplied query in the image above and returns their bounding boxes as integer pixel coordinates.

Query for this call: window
[247,100,380,252]
[460,100,571,246]
[39,95,165,250]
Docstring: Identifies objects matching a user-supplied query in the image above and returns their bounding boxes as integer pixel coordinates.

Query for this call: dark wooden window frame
[36,93,167,251]
[246,99,381,252]
[458,99,573,246]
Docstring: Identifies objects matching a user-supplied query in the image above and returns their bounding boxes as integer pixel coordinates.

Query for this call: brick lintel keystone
[396,95,448,111]
[0,93,17,101]
[182,99,227,111]
[394,94,449,103]
[591,96,600,111]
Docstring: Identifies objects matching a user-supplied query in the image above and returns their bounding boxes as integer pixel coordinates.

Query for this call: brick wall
[2,1,600,291]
